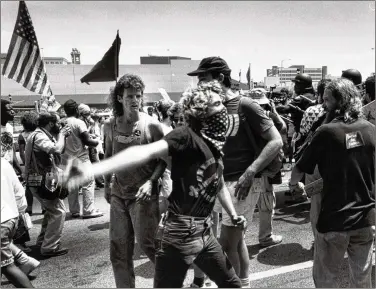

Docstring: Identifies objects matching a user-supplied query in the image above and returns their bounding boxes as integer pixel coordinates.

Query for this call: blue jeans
[110,195,159,288]
[313,226,374,288]
[154,212,241,288]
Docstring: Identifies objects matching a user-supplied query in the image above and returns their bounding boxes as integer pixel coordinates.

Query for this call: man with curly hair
[66,80,245,288]
[103,73,166,288]
[290,78,375,287]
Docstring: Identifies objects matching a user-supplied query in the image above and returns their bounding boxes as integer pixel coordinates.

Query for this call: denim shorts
[1,217,18,267]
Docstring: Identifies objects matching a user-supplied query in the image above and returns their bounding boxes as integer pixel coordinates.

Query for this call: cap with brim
[187,56,231,76]
[250,89,269,105]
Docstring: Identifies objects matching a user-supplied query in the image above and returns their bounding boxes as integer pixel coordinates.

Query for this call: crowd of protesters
[1,56,375,288]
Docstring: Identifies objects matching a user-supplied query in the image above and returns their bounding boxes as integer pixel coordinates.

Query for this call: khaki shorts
[222,178,265,227]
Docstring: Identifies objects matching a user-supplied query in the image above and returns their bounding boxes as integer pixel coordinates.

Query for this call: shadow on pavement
[256,242,313,266]
[275,202,311,216]
[134,260,154,279]
[88,222,110,231]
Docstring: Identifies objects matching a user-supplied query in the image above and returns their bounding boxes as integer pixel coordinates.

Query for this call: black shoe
[28,274,37,281]
[41,210,46,215]
[41,246,68,257]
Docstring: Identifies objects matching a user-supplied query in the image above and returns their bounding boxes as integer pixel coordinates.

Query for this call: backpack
[238,97,284,182]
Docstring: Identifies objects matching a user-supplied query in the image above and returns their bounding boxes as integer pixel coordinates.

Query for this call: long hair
[108,74,145,117]
[325,78,363,123]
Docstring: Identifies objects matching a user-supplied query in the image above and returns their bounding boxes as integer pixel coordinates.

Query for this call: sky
[1,1,375,82]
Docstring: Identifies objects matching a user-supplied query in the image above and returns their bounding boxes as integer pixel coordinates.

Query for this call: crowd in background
[1,59,375,288]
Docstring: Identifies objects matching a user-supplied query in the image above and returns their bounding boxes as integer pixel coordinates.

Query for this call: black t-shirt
[223,96,274,181]
[164,126,223,217]
[297,118,375,233]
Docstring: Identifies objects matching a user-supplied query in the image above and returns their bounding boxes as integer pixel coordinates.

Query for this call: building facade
[266,65,328,84]
[1,53,200,107]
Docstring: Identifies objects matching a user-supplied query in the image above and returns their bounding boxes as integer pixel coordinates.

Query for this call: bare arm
[91,139,169,179]
[103,122,113,187]
[49,128,70,154]
[248,125,283,175]
[19,144,26,165]
[290,164,305,186]
[148,121,167,182]
[217,176,238,219]
[80,131,99,147]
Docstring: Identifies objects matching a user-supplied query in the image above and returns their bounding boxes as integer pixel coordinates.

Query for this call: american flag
[2,1,52,96]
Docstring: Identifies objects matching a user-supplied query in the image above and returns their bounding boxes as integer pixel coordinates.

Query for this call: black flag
[80,31,121,84]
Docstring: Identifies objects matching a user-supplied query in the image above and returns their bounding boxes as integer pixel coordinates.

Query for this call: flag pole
[115,30,119,86]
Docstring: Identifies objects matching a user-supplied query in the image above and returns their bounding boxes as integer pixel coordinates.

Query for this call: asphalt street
[2,173,375,288]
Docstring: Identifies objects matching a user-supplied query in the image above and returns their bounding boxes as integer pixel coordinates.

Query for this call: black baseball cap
[187,57,231,76]
[292,73,313,88]
[341,69,362,86]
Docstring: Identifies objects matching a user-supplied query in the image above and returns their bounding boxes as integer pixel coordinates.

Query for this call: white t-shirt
[62,117,89,161]
[1,158,26,223]
[1,123,14,163]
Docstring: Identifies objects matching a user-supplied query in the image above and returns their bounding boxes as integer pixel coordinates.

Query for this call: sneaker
[259,234,283,248]
[82,210,104,219]
[41,246,68,257]
[18,257,40,275]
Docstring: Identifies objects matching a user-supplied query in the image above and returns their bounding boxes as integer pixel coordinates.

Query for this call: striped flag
[2,1,53,97]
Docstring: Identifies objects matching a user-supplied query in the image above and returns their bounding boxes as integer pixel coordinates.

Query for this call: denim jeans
[313,226,374,288]
[154,212,241,288]
[109,195,159,288]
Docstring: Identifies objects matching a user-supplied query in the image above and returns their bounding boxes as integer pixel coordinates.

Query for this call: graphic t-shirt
[1,123,14,162]
[297,118,375,233]
[164,126,223,217]
[223,96,274,181]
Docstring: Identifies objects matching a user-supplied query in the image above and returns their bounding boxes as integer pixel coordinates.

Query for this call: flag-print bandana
[200,107,229,155]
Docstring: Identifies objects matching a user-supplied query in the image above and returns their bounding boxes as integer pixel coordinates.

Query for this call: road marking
[249,261,313,281]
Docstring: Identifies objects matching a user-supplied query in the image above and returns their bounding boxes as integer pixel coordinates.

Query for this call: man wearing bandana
[188,57,284,287]
[65,80,246,288]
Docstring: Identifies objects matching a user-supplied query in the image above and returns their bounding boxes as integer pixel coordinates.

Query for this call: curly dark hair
[21,111,38,132]
[156,99,175,120]
[38,112,59,127]
[109,74,145,117]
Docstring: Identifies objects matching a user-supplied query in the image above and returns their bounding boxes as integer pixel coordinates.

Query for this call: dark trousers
[154,212,241,288]
[25,186,34,212]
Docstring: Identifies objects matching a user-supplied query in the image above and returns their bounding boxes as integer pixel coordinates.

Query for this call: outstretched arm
[92,139,169,179]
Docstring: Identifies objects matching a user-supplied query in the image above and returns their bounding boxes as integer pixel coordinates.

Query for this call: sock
[240,277,250,288]
[193,277,205,288]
